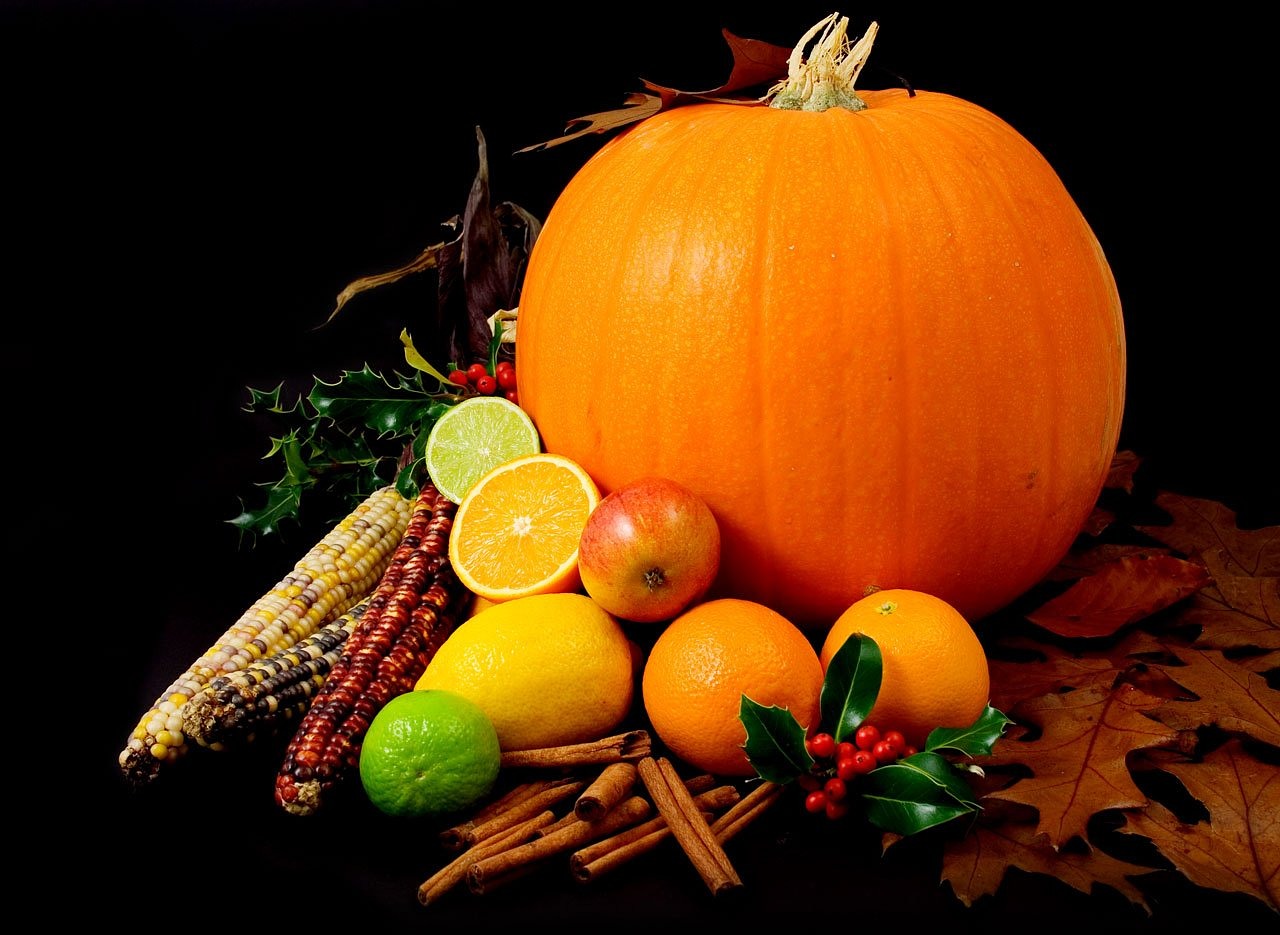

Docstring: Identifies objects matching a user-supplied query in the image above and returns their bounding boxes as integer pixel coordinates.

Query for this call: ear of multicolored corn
[275,482,468,816]
[181,596,372,750]
[118,485,413,787]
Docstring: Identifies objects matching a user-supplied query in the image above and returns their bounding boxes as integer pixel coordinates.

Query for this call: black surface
[12,2,1275,928]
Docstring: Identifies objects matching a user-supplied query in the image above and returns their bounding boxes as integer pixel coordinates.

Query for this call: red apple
[578,476,721,623]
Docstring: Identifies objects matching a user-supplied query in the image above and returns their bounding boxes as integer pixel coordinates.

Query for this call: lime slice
[425,396,541,503]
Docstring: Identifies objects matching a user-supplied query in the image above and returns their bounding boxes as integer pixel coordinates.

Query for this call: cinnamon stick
[464,779,587,847]
[570,784,741,882]
[499,730,652,769]
[418,809,555,906]
[710,781,783,844]
[574,762,638,821]
[438,779,569,850]
[636,756,742,895]
[467,795,653,894]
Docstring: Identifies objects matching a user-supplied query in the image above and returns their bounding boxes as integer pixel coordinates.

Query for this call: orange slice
[449,453,601,602]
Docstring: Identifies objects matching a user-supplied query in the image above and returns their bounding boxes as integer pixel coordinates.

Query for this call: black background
[9,1,1275,929]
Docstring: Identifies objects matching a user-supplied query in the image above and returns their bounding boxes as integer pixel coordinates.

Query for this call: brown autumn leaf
[1045,544,1171,582]
[1104,450,1142,493]
[1025,554,1212,639]
[1137,492,1279,578]
[1082,506,1115,537]
[1180,574,1280,651]
[1146,647,1280,748]
[1118,740,1279,912]
[985,682,1180,847]
[987,630,1172,714]
[518,28,791,152]
[941,812,1151,912]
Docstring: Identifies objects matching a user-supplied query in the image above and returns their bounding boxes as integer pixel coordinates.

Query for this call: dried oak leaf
[987,630,1169,715]
[518,29,792,152]
[1104,450,1142,493]
[941,811,1151,912]
[985,682,1180,848]
[1045,544,1172,583]
[1118,740,1279,913]
[1025,554,1212,639]
[1181,574,1280,652]
[1137,492,1279,579]
[1146,647,1280,748]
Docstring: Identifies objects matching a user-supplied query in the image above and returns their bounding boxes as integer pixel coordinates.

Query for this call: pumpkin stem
[766,14,878,112]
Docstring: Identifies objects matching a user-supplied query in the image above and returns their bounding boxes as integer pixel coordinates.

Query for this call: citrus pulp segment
[448,452,600,601]
[424,396,541,504]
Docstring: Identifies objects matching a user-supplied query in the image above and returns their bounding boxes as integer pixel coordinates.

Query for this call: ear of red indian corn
[118,485,413,787]
[275,482,467,816]
[181,596,373,750]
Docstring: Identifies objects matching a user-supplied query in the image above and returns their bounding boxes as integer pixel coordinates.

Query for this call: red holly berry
[497,368,518,391]
[504,390,520,405]
[448,369,470,387]
[806,733,836,760]
[855,724,881,751]
[825,798,849,820]
[883,730,906,754]
[495,359,514,374]
[804,790,827,814]
[466,362,490,382]
[838,749,877,778]
[836,741,857,762]
[902,746,918,757]
[872,740,898,763]
[824,777,847,802]
[475,375,497,395]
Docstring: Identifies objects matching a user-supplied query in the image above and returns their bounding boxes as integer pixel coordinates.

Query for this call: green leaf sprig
[740,634,1011,837]
[229,332,463,539]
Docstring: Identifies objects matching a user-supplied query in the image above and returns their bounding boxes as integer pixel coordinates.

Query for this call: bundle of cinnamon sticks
[418,730,783,906]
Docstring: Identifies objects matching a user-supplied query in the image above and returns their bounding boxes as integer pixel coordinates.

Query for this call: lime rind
[425,397,541,503]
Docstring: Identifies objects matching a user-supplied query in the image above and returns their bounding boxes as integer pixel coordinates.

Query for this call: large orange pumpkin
[517,19,1125,627]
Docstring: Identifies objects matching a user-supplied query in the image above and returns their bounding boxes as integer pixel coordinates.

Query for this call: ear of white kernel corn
[118,485,413,787]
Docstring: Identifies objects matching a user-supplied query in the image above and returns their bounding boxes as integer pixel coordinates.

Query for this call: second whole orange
[819,588,990,748]
[641,598,823,777]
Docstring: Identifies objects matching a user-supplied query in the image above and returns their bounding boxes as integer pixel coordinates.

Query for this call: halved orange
[449,453,601,602]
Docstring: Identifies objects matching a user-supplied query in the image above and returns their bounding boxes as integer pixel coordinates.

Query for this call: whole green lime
[358,689,501,819]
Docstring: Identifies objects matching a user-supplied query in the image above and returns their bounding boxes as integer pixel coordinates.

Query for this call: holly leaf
[739,695,814,784]
[985,682,1180,847]
[308,364,438,438]
[819,633,882,743]
[227,481,303,540]
[1025,554,1212,639]
[1118,740,1279,913]
[518,28,791,152]
[1146,647,1280,748]
[941,813,1152,912]
[925,706,1013,757]
[1137,492,1279,578]
[863,751,979,835]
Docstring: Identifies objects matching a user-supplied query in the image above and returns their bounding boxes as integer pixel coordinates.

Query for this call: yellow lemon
[416,593,634,750]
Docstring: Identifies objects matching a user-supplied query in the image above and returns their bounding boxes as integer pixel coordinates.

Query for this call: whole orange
[642,598,823,777]
[819,589,990,748]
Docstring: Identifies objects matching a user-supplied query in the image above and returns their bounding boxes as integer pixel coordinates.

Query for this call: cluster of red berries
[448,359,518,404]
[798,724,918,820]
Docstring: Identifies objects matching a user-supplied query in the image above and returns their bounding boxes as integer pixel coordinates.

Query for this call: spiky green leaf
[739,695,814,784]
[924,706,1013,758]
[308,364,438,437]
